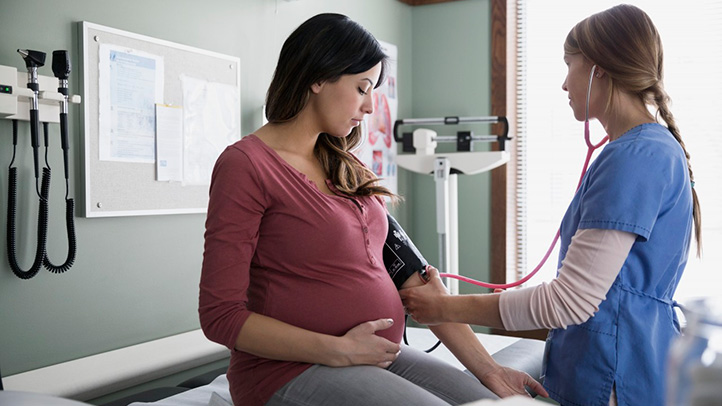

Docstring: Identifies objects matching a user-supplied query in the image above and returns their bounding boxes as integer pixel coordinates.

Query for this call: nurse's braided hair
[265,13,395,199]
[565,4,702,256]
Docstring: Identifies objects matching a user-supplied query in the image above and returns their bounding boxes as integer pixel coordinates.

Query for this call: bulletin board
[79,21,241,217]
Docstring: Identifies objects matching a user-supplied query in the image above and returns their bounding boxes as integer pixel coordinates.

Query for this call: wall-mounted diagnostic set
[1,49,82,279]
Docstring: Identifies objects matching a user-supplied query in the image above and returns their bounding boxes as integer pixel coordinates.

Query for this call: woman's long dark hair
[265,13,394,198]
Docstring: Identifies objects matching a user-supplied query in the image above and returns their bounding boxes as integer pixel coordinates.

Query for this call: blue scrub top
[543,123,693,406]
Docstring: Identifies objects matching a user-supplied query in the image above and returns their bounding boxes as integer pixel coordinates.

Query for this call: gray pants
[265,345,498,406]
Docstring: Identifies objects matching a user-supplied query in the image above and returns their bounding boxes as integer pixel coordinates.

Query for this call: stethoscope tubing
[440,64,608,289]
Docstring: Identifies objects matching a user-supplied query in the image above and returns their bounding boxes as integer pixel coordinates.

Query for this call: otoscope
[52,50,71,183]
[17,49,45,197]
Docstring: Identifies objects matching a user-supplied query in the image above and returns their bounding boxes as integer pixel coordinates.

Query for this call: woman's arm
[500,228,636,330]
[201,147,400,369]
[400,273,548,398]
[399,268,502,327]
[428,322,548,398]
[400,228,636,330]
[236,313,400,368]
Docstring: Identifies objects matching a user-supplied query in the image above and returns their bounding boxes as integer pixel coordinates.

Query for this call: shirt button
[366,239,370,245]
[363,227,368,233]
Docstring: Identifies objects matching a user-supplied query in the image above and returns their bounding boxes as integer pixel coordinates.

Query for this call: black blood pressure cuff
[383,214,429,290]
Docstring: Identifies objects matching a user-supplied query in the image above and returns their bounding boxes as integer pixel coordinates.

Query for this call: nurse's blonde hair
[565,4,702,256]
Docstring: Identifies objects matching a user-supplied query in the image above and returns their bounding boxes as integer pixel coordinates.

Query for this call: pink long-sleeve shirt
[199,135,405,406]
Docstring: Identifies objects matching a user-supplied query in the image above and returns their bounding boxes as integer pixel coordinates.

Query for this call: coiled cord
[6,167,49,280]
[6,120,77,279]
[40,166,76,273]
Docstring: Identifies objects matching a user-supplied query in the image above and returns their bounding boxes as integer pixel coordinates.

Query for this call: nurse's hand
[332,318,401,369]
[478,364,550,399]
[399,266,450,325]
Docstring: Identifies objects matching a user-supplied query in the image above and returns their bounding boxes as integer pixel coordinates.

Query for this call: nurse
[400,4,701,406]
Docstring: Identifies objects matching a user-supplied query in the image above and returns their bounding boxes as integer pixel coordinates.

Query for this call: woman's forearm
[428,316,551,399]
[498,228,636,331]
[429,322,499,377]
[399,268,504,328]
[235,313,341,365]
[442,294,505,330]
[235,313,401,368]
[401,269,502,374]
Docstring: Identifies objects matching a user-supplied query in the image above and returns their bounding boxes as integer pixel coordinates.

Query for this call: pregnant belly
[257,277,405,342]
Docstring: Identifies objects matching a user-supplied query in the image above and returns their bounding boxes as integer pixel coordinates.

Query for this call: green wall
[0,0,491,381]
[407,0,493,295]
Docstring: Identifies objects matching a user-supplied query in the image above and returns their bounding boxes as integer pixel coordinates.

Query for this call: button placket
[348,198,376,265]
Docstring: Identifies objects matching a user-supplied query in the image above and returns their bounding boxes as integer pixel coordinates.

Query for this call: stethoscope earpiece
[585,65,597,123]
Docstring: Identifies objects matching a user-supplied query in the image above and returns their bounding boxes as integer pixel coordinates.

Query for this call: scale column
[434,157,459,294]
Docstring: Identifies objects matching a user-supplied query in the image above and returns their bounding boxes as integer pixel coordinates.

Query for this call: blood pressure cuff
[383,214,429,290]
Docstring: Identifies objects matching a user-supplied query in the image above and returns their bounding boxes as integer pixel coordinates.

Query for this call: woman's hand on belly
[234,312,401,368]
[327,318,401,369]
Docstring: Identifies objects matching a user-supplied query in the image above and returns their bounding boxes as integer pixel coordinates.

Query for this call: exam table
[102,327,545,406]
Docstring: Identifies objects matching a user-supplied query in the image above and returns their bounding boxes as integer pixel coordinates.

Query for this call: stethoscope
[439,64,609,289]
